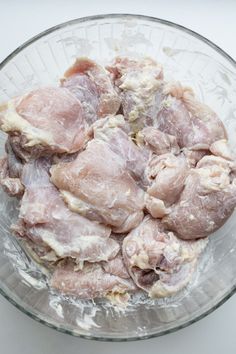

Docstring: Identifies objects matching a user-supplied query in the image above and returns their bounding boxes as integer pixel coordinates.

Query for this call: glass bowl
[0,14,236,341]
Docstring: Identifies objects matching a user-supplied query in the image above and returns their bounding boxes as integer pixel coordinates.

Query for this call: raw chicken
[182,148,208,167]
[0,87,87,160]
[62,57,121,125]
[146,153,188,206]
[107,57,164,132]
[51,259,136,299]
[0,138,24,196]
[137,127,180,155]
[102,253,130,279]
[13,158,119,263]
[0,157,24,196]
[50,139,145,233]
[21,238,58,269]
[5,138,24,177]
[182,88,227,143]
[196,155,234,170]
[91,115,150,187]
[102,233,131,279]
[162,155,236,239]
[209,139,234,161]
[157,82,227,150]
[145,194,170,218]
[0,54,233,302]
[122,216,207,298]
[109,58,226,150]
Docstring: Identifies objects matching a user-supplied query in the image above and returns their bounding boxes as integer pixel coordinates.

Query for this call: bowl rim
[0,13,236,342]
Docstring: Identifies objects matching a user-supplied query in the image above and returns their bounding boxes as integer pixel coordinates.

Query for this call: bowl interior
[0,14,236,340]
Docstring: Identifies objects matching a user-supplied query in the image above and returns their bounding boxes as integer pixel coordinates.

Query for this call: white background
[0,1,236,353]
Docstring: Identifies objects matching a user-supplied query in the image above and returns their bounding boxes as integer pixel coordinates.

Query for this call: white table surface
[0,1,236,353]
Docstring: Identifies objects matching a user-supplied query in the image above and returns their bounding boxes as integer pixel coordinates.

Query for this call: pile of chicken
[0,56,235,302]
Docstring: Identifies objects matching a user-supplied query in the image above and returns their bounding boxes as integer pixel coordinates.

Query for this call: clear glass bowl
[0,14,236,341]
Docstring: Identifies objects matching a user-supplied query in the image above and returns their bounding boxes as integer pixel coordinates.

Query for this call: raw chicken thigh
[107,57,164,131]
[209,139,234,161]
[137,126,180,156]
[0,157,23,196]
[0,138,24,196]
[62,57,121,125]
[109,57,226,152]
[145,194,170,219]
[0,87,87,160]
[21,238,58,267]
[122,217,207,297]
[51,259,136,299]
[5,138,24,177]
[91,115,150,187]
[13,158,119,263]
[146,153,188,206]
[162,155,236,239]
[182,148,208,167]
[157,82,227,150]
[102,252,130,279]
[103,233,132,279]
[50,139,145,233]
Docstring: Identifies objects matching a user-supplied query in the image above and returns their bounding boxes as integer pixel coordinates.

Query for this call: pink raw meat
[51,260,136,299]
[0,87,87,160]
[137,126,180,156]
[157,82,227,150]
[146,153,188,206]
[62,57,120,125]
[107,57,164,132]
[122,216,207,297]
[50,139,145,233]
[12,158,119,263]
[91,115,150,188]
[162,155,236,239]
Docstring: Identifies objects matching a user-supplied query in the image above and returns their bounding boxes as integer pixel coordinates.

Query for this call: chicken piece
[145,195,170,218]
[5,138,24,177]
[12,158,119,263]
[157,95,222,150]
[102,252,130,279]
[183,89,227,143]
[50,259,136,299]
[122,217,207,298]
[162,155,236,239]
[196,155,234,170]
[157,82,227,150]
[210,139,234,161]
[50,140,145,233]
[62,58,120,125]
[5,136,31,162]
[20,238,58,269]
[0,87,87,160]
[0,137,24,196]
[107,57,164,132]
[137,127,180,155]
[101,234,133,281]
[0,157,24,196]
[146,153,188,206]
[52,151,79,165]
[91,115,150,187]
[182,148,208,167]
